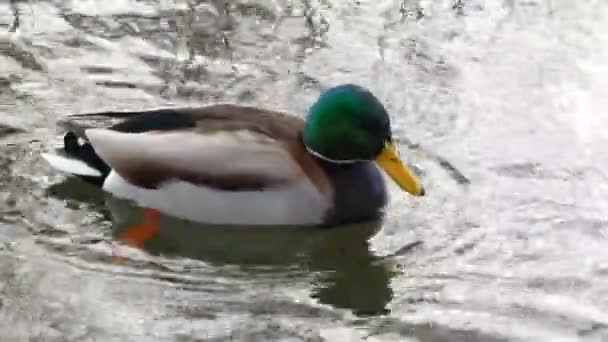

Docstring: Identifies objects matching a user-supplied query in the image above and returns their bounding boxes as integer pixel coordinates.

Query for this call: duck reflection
[48,177,395,316]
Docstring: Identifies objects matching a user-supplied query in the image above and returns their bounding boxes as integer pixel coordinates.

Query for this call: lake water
[1,0,608,341]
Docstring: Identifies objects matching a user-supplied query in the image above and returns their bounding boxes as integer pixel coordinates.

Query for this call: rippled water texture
[1,0,608,341]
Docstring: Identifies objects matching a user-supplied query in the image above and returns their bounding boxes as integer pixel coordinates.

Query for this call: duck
[42,84,425,226]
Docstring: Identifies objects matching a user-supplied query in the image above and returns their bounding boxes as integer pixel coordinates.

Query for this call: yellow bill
[375,142,425,196]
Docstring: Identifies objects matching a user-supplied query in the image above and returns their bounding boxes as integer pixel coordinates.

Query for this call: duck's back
[61,104,306,141]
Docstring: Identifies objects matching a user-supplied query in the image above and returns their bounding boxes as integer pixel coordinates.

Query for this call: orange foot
[112,208,161,264]
[119,208,161,248]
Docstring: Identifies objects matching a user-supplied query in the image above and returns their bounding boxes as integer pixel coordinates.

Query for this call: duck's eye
[356,119,377,132]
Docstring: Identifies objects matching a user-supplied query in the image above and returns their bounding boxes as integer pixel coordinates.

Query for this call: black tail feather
[63,132,111,186]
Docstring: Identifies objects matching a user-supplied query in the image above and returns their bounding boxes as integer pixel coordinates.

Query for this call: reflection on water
[49,176,396,316]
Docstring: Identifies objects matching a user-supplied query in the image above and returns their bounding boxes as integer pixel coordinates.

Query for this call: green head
[303,84,425,196]
[303,84,391,162]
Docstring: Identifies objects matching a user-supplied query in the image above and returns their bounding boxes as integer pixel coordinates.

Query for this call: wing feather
[85,128,303,190]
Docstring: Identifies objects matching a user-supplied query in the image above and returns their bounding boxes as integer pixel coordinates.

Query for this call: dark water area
[1,0,608,341]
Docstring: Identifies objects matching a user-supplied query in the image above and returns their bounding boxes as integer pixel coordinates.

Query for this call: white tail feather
[41,153,103,177]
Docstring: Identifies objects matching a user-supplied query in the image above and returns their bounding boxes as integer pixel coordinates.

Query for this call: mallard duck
[42,84,425,226]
